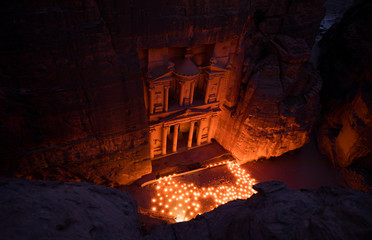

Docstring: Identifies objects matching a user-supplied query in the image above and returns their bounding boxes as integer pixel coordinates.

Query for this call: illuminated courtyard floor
[151,140,228,178]
[121,135,345,231]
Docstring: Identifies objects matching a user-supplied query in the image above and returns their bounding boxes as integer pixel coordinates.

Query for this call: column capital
[206,75,214,81]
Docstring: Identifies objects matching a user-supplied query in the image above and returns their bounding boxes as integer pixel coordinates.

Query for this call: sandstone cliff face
[214,9,323,162]
[0,1,150,185]
[0,0,324,184]
[1,178,371,239]
[318,0,372,167]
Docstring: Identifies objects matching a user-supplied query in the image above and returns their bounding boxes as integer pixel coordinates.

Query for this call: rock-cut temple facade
[0,0,328,186]
[142,47,227,158]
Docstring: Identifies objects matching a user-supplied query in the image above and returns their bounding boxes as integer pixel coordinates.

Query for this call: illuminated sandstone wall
[214,3,324,163]
[215,37,322,162]
[0,0,325,184]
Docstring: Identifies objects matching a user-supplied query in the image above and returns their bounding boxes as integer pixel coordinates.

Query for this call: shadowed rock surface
[318,0,372,167]
[1,178,371,239]
[0,178,141,240]
[146,181,372,240]
[0,0,325,185]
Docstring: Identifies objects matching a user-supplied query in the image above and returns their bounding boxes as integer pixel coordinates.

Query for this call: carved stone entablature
[158,107,221,125]
[148,105,221,157]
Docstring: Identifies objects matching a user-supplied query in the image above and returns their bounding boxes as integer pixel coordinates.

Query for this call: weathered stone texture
[2,178,371,239]
[215,35,322,162]
[0,178,142,240]
[146,181,372,240]
[318,0,372,167]
[211,0,325,163]
[0,1,150,185]
[0,0,325,184]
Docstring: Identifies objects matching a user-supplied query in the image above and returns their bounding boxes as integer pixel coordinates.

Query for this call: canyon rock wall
[0,0,324,184]
[318,0,372,167]
[1,178,371,239]
[214,4,324,162]
[0,0,150,186]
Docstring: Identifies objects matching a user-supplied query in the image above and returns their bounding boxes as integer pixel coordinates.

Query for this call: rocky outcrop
[146,181,372,240]
[318,0,372,167]
[215,35,322,162]
[317,0,355,40]
[0,178,141,240]
[0,0,325,184]
[2,178,371,239]
[210,1,325,163]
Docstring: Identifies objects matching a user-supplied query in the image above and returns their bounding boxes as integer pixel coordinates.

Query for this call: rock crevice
[318,0,372,167]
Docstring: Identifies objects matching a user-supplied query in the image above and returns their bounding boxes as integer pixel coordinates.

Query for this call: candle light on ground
[150,161,257,222]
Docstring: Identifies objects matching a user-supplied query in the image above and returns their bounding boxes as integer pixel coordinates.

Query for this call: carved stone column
[204,80,210,104]
[196,119,203,146]
[190,81,195,105]
[179,81,184,106]
[207,115,217,143]
[187,121,195,149]
[172,124,179,153]
[149,87,154,114]
[149,128,155,158]
[216,77,222,102]
[162,125,168,155]
[164,86,169,112]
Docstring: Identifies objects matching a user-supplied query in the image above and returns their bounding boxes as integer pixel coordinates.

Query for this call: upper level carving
[143,47,226,117]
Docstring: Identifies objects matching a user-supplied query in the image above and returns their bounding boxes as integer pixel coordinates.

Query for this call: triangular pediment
[147,71,172,82]
[200,64,227,74]
[146,65,173,82]
[210,64,227,72]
